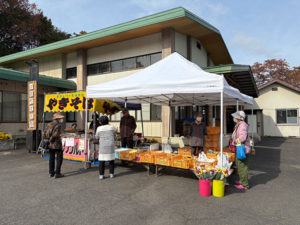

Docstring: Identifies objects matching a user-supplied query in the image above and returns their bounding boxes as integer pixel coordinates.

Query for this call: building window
[111,60,123,72]
[3,92,20,122]
[196,42,201,50]
[66,67,77,79]
[86,52,162,76]
[123,58,135,70]
[272,87,278,91]
[21,94,27,122]
[87,64,98,75]
[150,53,161,64]
[150,104,161,120]
[99,62,110,73]
[136,55,150,68]
[276,109,298,125]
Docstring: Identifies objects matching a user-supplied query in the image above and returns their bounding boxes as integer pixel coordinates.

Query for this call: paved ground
[0,137,300,225]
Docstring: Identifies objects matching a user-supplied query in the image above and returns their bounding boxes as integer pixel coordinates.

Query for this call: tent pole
[168,101,171,143]
[213,105,216,127]
[251,106,255,149]
[236,100,239,111]
[140,107,144,140]
[220,92,224,169]
[85,96,89,163]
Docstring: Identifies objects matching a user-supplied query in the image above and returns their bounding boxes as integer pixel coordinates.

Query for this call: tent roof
[86,53,253,106]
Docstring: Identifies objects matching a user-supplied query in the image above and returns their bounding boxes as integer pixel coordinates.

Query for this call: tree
[73,30,88,37]
[38,14,71,46]
[0,0,70,57]
[252,59,300,87]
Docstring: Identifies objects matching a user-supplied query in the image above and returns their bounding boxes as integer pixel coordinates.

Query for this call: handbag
[236,138,246,160]
[229,138,236,153]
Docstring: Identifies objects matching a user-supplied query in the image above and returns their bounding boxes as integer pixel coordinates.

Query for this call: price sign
[27,81,37,130]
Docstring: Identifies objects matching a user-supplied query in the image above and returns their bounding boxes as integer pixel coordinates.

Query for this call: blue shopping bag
[236,138,246,160]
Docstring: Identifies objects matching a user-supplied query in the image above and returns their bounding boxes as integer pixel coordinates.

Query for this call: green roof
[0,67,76,90]
[204,64,251,74]
[0,7,221,64]
[204,64,259,97]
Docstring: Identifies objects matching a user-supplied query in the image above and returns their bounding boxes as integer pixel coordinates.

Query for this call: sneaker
[234,180,241,185]
[234,184,248,190]
[55,173,65,179]
[110,174,115,179]
[49,174,55,178]
[99,175,104,180]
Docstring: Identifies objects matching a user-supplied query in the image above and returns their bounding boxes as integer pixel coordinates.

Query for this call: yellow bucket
[212,180,225,197]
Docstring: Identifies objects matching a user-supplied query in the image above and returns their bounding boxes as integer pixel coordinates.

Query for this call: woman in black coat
[189,113,207,156]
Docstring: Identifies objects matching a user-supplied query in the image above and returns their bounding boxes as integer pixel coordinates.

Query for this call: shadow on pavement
[248,137,284,188]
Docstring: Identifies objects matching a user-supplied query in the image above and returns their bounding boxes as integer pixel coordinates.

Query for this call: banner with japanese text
[44,91,121,115]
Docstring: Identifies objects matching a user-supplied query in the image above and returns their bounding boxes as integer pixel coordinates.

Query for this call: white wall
[175,32,187,58]
[191,37,208,68]
[9,53,63,78]
[246,83,300,137]
[87,33,162,64]
[66,52,77,68]
[87,69,142,85]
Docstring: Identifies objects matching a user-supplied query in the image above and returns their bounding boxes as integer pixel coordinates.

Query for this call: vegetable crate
[206,152,218,161]
[178,146,192,156]
[172,155,194,169]
[138,151,160,164]
[205,134,219,143]
[194,160,217,170]
[206,127,220,135]
[205,140,219,148]
[119,150,137,161]
[155,153,175,166]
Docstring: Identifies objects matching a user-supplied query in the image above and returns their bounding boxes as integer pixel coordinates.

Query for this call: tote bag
[236,138,246,160]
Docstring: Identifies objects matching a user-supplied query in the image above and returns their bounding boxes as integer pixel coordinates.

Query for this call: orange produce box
[207,127,220,135]
[205,134,219,142]
[178,146,192,156]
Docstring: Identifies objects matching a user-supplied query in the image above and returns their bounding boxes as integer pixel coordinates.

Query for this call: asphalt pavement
[0,137,299,225]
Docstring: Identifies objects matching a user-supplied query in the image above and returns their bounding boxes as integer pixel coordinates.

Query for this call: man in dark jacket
[44,112,64,178]
[120,109,136,148]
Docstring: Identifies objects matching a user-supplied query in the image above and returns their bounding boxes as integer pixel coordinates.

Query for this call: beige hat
[53,112,64,120]
[231,111,246,121]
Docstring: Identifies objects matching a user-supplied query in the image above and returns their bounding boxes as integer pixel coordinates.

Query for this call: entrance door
[226,107,236,134]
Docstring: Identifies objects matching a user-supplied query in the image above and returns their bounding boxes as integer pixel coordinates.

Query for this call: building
[245,79,300,138]
[0,7,258,138]
[0,67,76,136]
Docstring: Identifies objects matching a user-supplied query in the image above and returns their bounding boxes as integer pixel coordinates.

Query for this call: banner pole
[85,96,89,163]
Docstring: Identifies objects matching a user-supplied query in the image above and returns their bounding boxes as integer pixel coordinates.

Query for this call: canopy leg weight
[84,162,91,169]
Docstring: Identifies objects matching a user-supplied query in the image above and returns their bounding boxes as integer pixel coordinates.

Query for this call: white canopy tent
[85,52,253,166]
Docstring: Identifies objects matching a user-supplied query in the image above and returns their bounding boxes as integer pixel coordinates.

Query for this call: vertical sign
[27,81,37,130]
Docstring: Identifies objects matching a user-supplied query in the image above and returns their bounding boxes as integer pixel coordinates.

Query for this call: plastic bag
[162,143,173,153]
[236,138,246,160]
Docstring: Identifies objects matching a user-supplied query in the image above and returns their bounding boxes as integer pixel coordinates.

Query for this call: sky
[29,0,300,67]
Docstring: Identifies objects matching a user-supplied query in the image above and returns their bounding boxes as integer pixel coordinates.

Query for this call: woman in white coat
[94,116,117,180]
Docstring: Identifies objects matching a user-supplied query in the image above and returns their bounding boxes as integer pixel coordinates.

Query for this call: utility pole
[25,59,39,152]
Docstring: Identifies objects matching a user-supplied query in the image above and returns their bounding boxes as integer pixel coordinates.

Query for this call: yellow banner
[44,91,121,115]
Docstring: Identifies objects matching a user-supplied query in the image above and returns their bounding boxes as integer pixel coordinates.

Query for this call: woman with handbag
[231,111,251,190]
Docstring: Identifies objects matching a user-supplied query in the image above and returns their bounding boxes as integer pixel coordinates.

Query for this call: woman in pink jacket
[231,111,251,190]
